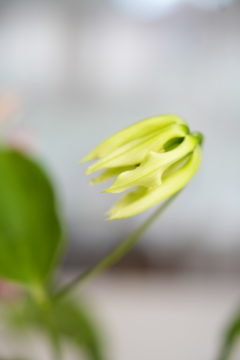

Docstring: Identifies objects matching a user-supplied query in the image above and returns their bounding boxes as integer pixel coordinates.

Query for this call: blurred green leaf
[217,308,240,360]
[0,148,62,285]
[53,299,104,360]
[0,358,27,360]
[5,297,105,360]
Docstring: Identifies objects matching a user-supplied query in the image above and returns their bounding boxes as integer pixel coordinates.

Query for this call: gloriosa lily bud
[82,115,203,220]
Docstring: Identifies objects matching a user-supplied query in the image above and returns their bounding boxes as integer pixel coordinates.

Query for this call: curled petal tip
[81,154,94,163]
[85,166,95,175]
[192,131,204,145]
[105,210,114,221]
[103,186,121,194]
[106,210,118,221]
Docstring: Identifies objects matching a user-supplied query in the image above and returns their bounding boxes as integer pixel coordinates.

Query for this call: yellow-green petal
[82,114,187,162]
[85,124,188,174]
[107,146,201,220]
[81,113,203,220]
[90,166,135,184]
[105,135,198,194]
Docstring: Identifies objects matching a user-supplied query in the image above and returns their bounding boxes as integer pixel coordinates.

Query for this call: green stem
[31,286,63,360]
[49,329,62,360]
[54,191,181,301]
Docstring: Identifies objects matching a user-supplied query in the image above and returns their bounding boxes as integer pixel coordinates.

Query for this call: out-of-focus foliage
[217,308,240,360]
[0,145,105,360]
[0,148,63,285]
[4,297,104,360]
[0,358,27,360]
[52,299,104,360]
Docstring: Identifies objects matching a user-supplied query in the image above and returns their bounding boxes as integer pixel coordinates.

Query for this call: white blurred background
[0,1,240,358]
[0,0,239,259]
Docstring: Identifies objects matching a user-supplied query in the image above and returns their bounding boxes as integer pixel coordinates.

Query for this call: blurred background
[0,0,240,359]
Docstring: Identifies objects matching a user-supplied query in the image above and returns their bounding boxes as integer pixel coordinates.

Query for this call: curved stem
[54,191,181,301]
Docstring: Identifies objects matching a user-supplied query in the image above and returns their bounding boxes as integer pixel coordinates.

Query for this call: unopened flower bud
[82,115,203,220]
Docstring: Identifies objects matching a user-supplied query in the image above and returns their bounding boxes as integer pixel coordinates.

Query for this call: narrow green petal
[108,187,148,219]
[108,146,201,220]
[90,166,135,184]
[85,124,188,174]
[105,152,163,192]
[82,114,187,162]
[105,135,198,193]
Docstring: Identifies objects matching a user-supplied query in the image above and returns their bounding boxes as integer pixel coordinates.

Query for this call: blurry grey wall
[0,0,240,264]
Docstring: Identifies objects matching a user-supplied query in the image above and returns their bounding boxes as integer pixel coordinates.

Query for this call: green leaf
[217,308,240,360]
[4,297,105,360]
[0,358,27,360]
[0,148,63,285]
[53,299,104,360]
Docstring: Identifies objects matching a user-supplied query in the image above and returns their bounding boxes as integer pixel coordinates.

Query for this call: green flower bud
[82,115,203,220]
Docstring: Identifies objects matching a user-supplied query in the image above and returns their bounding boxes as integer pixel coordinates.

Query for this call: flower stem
[49,329,62,360]
[54,191,181,301]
